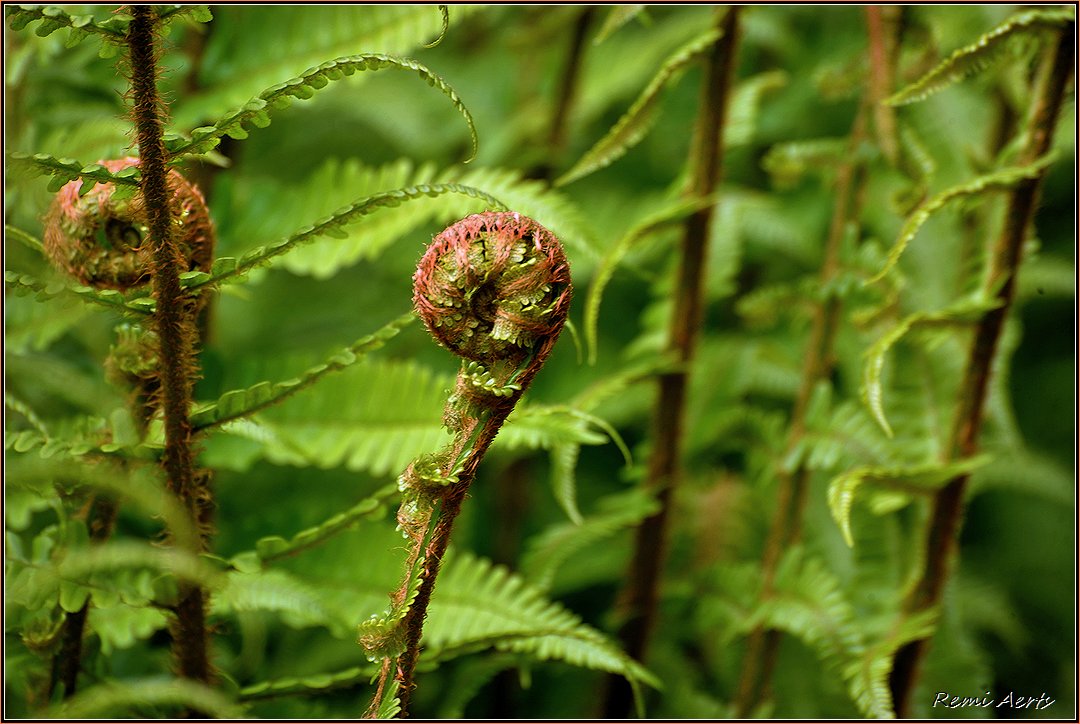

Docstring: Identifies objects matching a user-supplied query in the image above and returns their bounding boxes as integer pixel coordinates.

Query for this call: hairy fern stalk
[362,212,572,718]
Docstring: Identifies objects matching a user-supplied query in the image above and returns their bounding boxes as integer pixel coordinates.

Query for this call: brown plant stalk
[889,24,1074,717]
[127,5,212,687]
[601,6,741,718]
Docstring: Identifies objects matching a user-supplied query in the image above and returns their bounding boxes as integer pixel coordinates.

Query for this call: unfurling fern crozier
[363,212,571,718]
[43,157,214,291]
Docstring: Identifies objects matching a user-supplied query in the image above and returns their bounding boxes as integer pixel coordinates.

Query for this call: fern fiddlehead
[362,212,572,718]
[43,157,214,292]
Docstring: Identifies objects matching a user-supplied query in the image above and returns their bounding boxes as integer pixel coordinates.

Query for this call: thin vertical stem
[866,6,900,165]
[601,7,741,718]
[890,25,1074,717]
[127,5,211,687]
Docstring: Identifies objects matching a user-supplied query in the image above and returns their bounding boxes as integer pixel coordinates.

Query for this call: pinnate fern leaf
[240,665,373,701]
[886,8,1076,106]
[827,456,991,548]
[521,489,660,590]
[425,550,660,688]
[6,270,155,317]
[48,678,244,719]
[868,154,1057,285]
[167,55,478,161]
[5,5,127,45]
[844,609,938,719]
[6,151,140,192]
[556,27,722,187]
[250,484,398,564]
[861,294,1004,436]
[192,312,416,429]
[185,183,506,289]
[178,6,481,126]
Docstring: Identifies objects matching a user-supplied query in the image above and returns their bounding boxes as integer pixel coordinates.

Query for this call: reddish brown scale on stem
[43,157,214,291]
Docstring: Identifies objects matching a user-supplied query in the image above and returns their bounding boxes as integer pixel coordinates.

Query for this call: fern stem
[865,6,901,165]
[601,8,741,718]
[127,5,212,689]
[889,24,1074,717]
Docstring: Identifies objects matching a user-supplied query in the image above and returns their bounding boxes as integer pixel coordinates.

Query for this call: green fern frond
[726,70,788,148]
[425,5,449,48]
[594,6,647,45]
[167,55,477,161]
[5,5,126,43]
[8,541,223,616]
[861,294,1004,436]
[5,270,155,316]
[155,5,213,24]
[425,550,660,688]
[827,456,991,548]
[186,183,506,289]
[585,195,715,363]
[213,568,353,638]
[8,450,199,551]
[499,405,610,451]
[240,665,373,701]
[886,8,1075,106]
[178,6,480,127]
[844,609,938,719]
[6,151,140,192]
[761,137,849,188]
[47,678,245,719]
[207,358,452,477]
[868,154,1057,285]
[251,483,398,563]
[521,489,660,590]
[549,443,584,524]
[192,313,416,429]
[556,27,722,187]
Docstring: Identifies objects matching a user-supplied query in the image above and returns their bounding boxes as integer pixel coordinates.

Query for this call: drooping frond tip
[885,8,1076,106]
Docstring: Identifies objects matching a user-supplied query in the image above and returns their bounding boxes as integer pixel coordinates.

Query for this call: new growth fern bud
[364,212,572,718]
[43,157,214,290]
[413,211,572,366]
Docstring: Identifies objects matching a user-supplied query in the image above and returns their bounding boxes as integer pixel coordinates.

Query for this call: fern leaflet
[862,294,1004,436]
[886,8,1076,106]
[6,270,155,316]
[167,54,477,161]
[556,27,722,186]
[184,184,506,289]
[828,456,991,548]
[48,678,245,719]
[521,489,660,590]
[250,484,398,563]
[6,151,140,192]
[868,153,1057,285]
[593,6,647,45]
[585,195,715,363]
[192,313,416,429]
